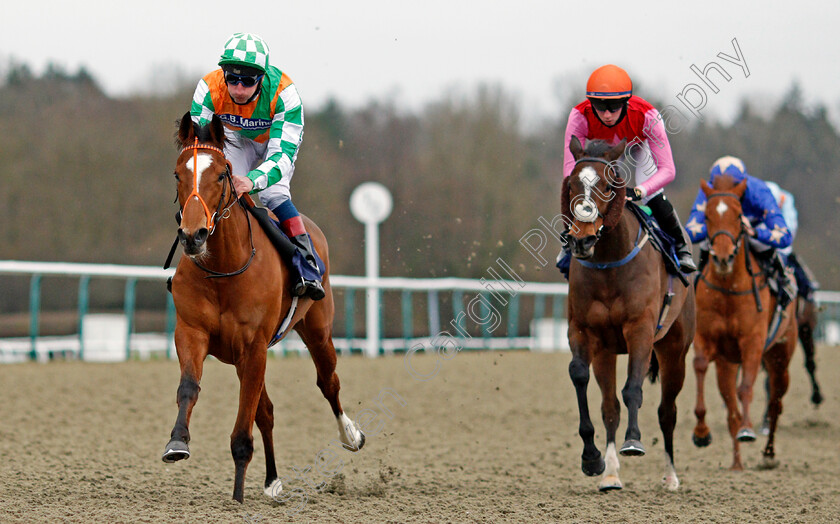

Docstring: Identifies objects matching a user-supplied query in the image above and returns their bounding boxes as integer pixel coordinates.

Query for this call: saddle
[240,196,326,277]
[625,202,688,286]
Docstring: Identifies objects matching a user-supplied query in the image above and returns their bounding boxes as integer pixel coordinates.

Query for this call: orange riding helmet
[586,65,633,99]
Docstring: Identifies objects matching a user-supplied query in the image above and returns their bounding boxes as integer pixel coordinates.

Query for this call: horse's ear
[177,111,194,147]
[733,179,748,198]
[209,114,226,145]
[606,139,627,162]
[569,136,584,160]
[701,179,713,197]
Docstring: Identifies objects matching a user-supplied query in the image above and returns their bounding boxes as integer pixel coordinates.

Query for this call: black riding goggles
[224,71,264,87]
[590,98,627,113]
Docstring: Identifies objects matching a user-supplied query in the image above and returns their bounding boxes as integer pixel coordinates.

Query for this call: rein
[164,140,256,278]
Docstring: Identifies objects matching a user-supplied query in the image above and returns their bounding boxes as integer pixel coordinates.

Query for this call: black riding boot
[770,251,795,309]
[788,252,819,302]
[646,193,697,273]
[290,233,326,300]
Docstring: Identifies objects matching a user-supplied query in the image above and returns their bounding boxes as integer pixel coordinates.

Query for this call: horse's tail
[647,351,660,383]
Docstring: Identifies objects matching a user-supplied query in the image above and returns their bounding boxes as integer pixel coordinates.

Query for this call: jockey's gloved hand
[627,187,645,201]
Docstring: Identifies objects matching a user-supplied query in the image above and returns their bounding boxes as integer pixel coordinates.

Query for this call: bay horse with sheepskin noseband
[563,137,695,492]
[162,112,365,502]
[691,174,796,470]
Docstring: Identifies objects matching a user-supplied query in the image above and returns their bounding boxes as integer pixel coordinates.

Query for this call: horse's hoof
[758,456,779,470]
[692,433,712,447]
[662,474,680,491]
[162,439,190,463]
[356,431,366,451]
[582,455,605,477]
[811,390,824,405]
[758,421,770,437]
[736,428,757,442]
[598,475,623,491]
[264,478,283,498]
[619,439,645,456]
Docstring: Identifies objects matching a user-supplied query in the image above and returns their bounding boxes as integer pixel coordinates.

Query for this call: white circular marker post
[349,182,393,358]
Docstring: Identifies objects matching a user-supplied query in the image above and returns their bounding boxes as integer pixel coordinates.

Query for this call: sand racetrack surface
[1,344,839,523]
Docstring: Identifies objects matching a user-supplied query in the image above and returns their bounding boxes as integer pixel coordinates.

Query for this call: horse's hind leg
[162,328,208,463]
[761,339,795,468]
[298,321,365,451]
[255,384,281,498]
[654,345,688,491]
[798,301,823,405]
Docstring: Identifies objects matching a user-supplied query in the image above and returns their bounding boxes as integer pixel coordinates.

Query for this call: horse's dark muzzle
[569,235,599,259]
[178,227,209,255]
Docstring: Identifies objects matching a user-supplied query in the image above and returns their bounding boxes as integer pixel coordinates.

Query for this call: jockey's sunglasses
[590,99,626,113]
[224,71,264,87]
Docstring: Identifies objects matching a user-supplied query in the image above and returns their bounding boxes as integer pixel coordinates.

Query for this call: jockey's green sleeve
[190,65,304,191]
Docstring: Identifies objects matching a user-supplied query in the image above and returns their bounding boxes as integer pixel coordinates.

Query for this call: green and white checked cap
[218,32,270,73]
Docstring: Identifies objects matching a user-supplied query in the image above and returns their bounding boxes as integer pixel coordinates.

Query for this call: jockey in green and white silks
[190,32,324,300]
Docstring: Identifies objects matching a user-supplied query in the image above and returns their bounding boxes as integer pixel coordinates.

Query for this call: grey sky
[3,0,839,124]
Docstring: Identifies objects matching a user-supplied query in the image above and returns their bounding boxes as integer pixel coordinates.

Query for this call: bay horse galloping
[162,112,365,502]
[691,175,796,470]
[563,137,695,491]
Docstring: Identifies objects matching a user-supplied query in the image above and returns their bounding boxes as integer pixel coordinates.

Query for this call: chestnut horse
[691,175,796,470]
[563,138,695,491]
[162,112,365,502]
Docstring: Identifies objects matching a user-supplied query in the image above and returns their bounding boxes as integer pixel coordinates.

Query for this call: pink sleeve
[638,108,676,196]
[563,108,589,178]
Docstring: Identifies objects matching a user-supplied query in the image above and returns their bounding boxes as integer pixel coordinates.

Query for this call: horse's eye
[173,171,180,181]
[218,172,226,182]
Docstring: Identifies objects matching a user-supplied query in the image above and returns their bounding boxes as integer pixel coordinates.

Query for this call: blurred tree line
[0,61,838,313]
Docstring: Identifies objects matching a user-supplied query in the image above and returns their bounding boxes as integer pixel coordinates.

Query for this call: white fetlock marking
[662,451,680,491]
[264,478,283,498]
[336,412,362,451]
[598,443,622,490]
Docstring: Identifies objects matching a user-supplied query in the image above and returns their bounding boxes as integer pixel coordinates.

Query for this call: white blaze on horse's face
[184,152,214,194]
[573,167,601,223]
[715,200,728,217]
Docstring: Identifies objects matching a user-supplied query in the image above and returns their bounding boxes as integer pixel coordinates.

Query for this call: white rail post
[349,183,393,357]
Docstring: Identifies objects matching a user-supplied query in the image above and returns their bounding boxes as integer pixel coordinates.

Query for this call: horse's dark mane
[583,139,613,158]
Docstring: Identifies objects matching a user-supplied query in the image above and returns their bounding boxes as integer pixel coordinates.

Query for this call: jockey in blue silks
[685,156,796,308]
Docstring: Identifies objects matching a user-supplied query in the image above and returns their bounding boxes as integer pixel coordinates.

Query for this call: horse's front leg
[734,334,764,442]
[620,326,654,457]
[692,338,713,447]
[162,325,209,463]
[568,336,604,478]
[592,350,622,491]
[230,344,268,503]
[714,358,743,470]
